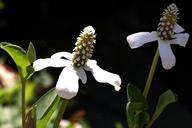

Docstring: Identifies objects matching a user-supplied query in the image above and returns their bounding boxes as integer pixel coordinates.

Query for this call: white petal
[60,120,82,128]
[33,58,71,71]
[174,24,184,33]
[158,40,176,70]
[76,68,87,84]
[56,65,79,99]
[85,60,121,91]
[51,52,73,60]
[170,33,189,47]
[126,31,158,48]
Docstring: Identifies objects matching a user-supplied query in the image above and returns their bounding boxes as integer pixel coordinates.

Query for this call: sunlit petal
[51,52,73,60]
[126,31,158,48]
[76,68,87,84]
[174,24,184,33]
[170,33,189,47]
[85,60,121,91]
[33,58,71,71]
[158,40,176,70]
[56,65,79,99]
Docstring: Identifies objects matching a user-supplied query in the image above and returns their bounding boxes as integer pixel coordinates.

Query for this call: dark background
[0,0,192,127]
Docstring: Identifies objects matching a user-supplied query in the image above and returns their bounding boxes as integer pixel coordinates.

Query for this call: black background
[0,0,192,127]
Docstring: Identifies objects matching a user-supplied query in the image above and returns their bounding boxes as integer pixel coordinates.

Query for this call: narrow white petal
[174,24,184,33]
[56,66,79,99]
[126,31,158,48]
[33,58,71,71]
[158,40,176,70]
[170,33,189,47]
[51,52,73,60]
[85,60,121,91]
[76,68,87,84]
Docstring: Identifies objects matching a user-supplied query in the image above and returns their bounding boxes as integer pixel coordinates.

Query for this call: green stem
[143,48,159,98]
[146,118,155,128]
[53,98,69,128]
[18,68,26,128]
[22,79,26,128]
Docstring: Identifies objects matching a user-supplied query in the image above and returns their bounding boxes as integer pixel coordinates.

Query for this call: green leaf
[27,42,36,64]
[26,105,37,128]
[37,96,60,128]
[147,90,177,127]
[34,88,58,120]
[0,42,30,77]
[52,99,69,128]
[115,122,124,128]
[26,65,35,79]
[126,84,150,128]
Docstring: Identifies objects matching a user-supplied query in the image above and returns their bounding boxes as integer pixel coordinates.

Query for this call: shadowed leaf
[126,84,150,128]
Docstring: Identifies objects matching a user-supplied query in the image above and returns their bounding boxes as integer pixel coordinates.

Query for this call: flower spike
[72,26,96,68]
[157,3,179,40]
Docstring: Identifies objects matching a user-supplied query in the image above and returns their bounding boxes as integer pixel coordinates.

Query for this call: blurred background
[0,0,192,127]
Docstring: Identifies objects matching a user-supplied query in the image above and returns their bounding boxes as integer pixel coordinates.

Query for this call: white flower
[60,119,82,128]
[33,26,121,99]
[126,3,189,69]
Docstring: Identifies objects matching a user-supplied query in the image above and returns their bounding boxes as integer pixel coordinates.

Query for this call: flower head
[157,3,179,40]
[126,3,189,69]
[33,26,121,99]
[72,26,96,68]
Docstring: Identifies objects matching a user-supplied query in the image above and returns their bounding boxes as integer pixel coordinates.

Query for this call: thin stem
[146,118,155,128]
[18,68,26,128]
[22,78,26,128]
[53,98,69,128]
[143,48,159,98]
